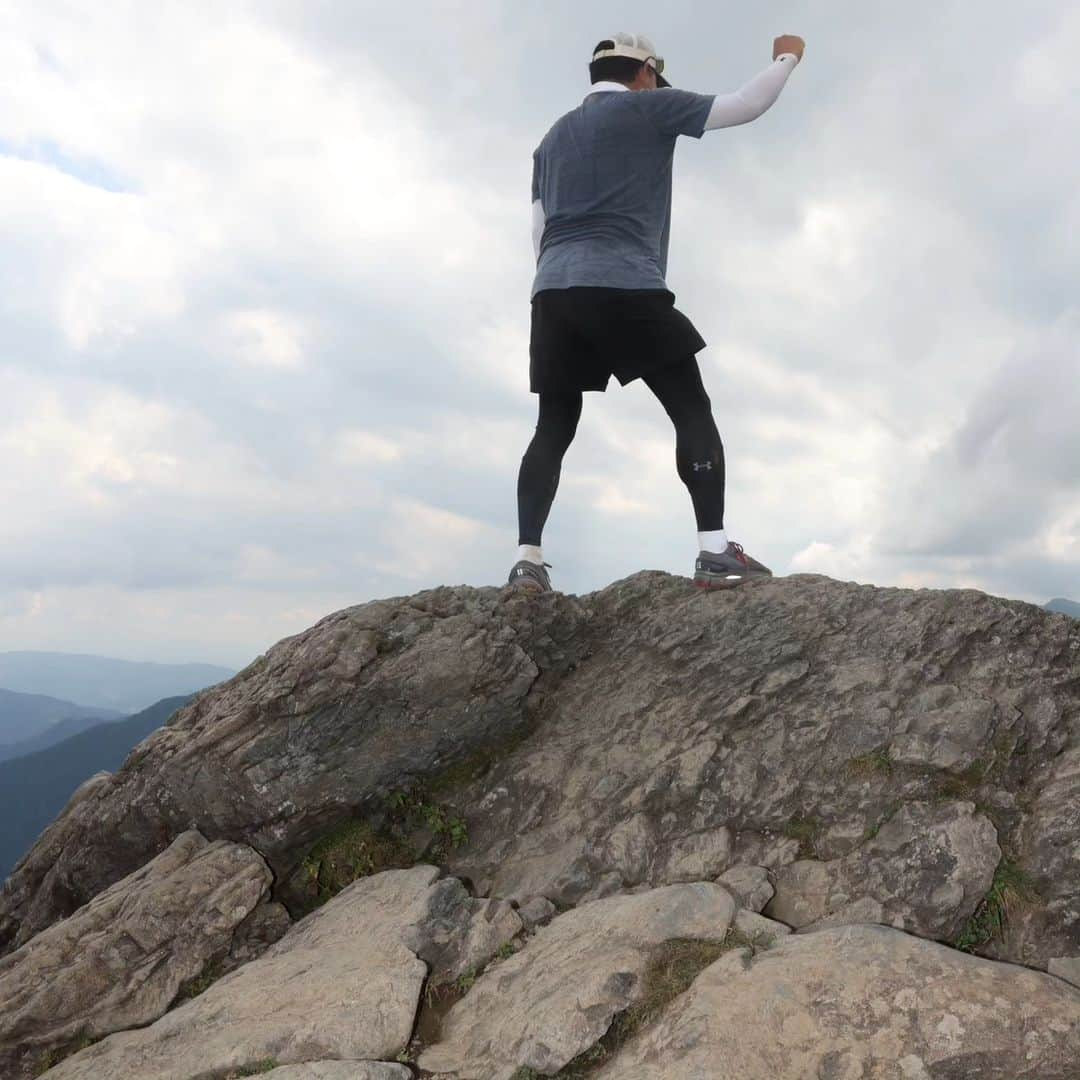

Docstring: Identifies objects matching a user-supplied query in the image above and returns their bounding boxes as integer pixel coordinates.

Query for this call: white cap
[591,31,671,87]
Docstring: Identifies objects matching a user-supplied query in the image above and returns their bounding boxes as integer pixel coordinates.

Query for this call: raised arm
[704,35,804,130]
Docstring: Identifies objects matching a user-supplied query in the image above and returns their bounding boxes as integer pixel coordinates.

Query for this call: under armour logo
[692,461,712,472]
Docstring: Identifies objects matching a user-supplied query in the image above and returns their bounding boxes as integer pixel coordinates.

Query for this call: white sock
[698,529,728,553]
[517,544,545,566]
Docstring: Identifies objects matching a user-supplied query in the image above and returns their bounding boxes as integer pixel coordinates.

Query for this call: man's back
[530,87,715,298]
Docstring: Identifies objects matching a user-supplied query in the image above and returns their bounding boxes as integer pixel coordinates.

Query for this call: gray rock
[595,924,1080,1078]
[260,1065,411,1079]
[732,908,791,942]
[795,895,886,933]
[3,573,1079,977]
[45,866,519,1080]
[516,896,556,930]
[0,586,592,952]
[763,799,1000,940]
[224,899,292,970]
[443,577,1080,970]
[1048,956,1080,989]
[0,830,270,1080]
[418,881,737,1079]
[717,864,774,912]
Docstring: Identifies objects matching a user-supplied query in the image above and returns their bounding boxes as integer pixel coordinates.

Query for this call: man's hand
[773,35,805,62]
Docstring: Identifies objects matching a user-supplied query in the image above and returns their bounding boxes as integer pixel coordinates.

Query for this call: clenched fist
[773,34,805,62]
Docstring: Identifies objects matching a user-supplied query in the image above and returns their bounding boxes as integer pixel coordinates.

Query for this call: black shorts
[529,286,707,394]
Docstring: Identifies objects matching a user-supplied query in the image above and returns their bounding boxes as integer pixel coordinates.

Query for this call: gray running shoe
[507,559,553,593]
[693,541,772,589]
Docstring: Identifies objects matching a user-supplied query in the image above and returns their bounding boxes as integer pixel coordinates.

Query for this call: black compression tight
[517,355,725,546]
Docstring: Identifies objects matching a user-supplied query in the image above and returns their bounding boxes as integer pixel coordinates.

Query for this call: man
[507,31,805,594]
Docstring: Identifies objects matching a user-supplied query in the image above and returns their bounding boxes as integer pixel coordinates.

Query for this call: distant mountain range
[1046,598,1080,618]
[0,695,194,881]
[0,705,130,763]
[0,688,123,747]
[0,651,234,714]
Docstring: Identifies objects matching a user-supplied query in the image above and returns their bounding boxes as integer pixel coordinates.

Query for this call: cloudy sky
[1,1,1077,669]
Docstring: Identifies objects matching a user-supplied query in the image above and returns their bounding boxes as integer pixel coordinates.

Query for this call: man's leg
[516,388,584,554]
[640,355,726,537]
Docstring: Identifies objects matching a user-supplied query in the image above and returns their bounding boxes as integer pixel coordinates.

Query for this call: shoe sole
[693,571,771,590]
[693,575,746,590]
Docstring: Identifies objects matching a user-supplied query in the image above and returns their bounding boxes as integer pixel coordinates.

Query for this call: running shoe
[507,559,553,593]
[693,542,772,589]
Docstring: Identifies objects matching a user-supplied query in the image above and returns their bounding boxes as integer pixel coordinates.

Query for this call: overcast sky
[1,1,1077,669]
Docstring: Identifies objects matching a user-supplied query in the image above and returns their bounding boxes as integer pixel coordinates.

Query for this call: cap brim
[656,72,671,88]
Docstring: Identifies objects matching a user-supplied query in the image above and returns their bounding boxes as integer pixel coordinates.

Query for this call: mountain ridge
[0,651,234,714]
[0,688,122,746]
[0,696,195,880]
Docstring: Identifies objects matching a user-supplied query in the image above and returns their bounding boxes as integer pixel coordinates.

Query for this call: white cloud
[0,1,1076,663]
[220,309,309,371]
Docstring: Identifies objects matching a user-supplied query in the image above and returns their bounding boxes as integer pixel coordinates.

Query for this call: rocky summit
[1,570,1078,1079]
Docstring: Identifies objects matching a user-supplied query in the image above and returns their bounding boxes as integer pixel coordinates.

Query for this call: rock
[45,866,519,1079]
[3,573,1079,977]
[223,899,292,970]
[764,800,1001,940]
[0,831,270,1080]
[516,896,557,930]
[732,909,791,942]
[795,895,886,933]
[260,1065,411,1079]
[443,577,1080,969]
[994,744,1080,966]
[0,585,592,952]
[594,923,1080,1078]
[717,864,774,912]
[761,859,833,926]
[1048,956,1080,989]
[418,881,737,1079]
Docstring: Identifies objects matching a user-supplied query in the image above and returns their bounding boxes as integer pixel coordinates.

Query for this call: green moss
[951,855,1042,953]
[845,749,894,779]
[300,818,416,909]
[780,814,822,859]
[385,787,469,860]
[510,929,774,1079]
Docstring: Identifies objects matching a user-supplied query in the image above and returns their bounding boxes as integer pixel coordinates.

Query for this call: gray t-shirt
[530,87,716,299]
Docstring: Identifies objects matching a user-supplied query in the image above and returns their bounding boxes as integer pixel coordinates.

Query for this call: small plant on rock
[952,855,1041,953]
[845,748,894,779]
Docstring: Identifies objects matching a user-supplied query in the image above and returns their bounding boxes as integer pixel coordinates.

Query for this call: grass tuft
[952,855,1042,953]
[845,749,894,779]
[300,818,416,910]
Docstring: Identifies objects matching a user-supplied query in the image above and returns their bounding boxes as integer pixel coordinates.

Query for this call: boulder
[45,866,520,1080]
[259,1065,411,1079]
[0,830,271,1079]
[593,923,1080,1078]
[2,573,1078,982]
[418,881,736,1079]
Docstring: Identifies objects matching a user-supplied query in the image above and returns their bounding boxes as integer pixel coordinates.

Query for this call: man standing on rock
[508,31,805,594]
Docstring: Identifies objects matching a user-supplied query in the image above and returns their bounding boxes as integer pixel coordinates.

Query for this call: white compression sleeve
[703,53,799,130]
[532,198,545,261]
